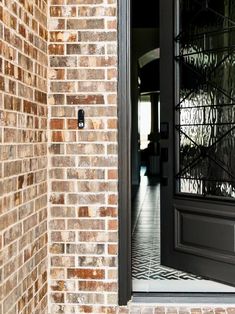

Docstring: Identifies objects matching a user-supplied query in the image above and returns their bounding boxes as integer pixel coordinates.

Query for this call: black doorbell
[78,109,85,129]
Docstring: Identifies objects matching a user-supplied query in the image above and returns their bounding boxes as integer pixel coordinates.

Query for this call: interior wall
[0,1,48,314]
[131,28,159,187]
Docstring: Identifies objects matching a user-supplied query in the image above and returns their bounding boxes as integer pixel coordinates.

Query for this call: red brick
[108,244,117,255]
[50,119,65,129]
[108,219,118,230]
[108,169,118,179]
[49,44,65,55]
[67,268,105,279]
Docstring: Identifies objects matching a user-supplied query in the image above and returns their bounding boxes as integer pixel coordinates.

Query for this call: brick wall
[1,0,235,313]
[48,0,118,312]
[0,1,48,313]
[47,1,235,314]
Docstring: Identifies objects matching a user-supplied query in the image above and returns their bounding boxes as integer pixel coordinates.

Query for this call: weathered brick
[50,31,77,42]
[67,268,105,279]
[48,44,65,55]
[108,219,118,230]
[51,280,76,291]
[98,207,117,217]
[66,292,105,304]
[67,43,105,55]
[108,169,118,179]
[67,193,105,205]
[66,243,105,254]
[78,30,117,42]
[77,81,116,92]
[67,169,105,180]
[67,69,105,80]
[51,231,76,242]
[107,19,117,29]
[78,256,117,267]
[77,7,116,17]
[77,156,118,167]
[50,243,65,254]
[78,231,117,242]
[67,143,105,154]
[49,69,66,80]
[67,19,105,29]
[50,56,77,67]
[50,268,65,280]
[51,256,75,267]
[78,56,117,67]
[108,244,118,255]
[51,81,76,93]
[67,94,104,105]
[50,6,77,17]
[0,210,17,231]
[49,219,66,230]
[3,223,22,246]
[52,181,74,192]
[51,206,76,218]
[50,292,65,303]
[67,219,105,230]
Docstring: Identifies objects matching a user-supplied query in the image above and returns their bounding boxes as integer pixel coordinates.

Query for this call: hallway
[131,169,200,280]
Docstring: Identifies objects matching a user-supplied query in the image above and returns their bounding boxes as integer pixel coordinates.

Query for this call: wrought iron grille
[175,0,235,198]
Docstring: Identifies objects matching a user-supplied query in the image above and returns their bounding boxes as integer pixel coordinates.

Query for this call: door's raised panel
[175,205,235,264]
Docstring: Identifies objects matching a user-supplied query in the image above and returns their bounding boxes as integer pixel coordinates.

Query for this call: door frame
[117,0,132,306]
[117,0,235,306]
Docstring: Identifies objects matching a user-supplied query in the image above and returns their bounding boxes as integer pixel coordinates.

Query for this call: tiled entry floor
[131,175,200,281]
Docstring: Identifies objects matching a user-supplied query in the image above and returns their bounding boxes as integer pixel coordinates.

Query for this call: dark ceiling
[131,0,159,28]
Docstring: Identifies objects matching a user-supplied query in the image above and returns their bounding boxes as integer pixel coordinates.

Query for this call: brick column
[48,0,118,312]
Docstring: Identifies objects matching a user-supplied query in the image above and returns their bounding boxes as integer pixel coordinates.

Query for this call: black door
[160,0,235,285]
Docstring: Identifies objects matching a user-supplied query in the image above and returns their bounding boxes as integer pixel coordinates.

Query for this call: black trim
[118,0,132,306]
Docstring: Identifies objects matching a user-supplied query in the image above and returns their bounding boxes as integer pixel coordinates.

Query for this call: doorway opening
[129,0,235,293]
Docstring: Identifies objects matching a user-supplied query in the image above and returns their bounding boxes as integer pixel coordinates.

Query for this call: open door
[160,0,235,285]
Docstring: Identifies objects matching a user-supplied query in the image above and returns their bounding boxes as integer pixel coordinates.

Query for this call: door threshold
[132,292,235,305]
[132,279,235,293]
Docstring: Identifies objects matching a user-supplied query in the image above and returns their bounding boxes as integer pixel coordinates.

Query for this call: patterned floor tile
[132,174,201,281]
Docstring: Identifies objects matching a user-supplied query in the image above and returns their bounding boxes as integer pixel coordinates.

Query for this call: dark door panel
[175,200,235,262]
